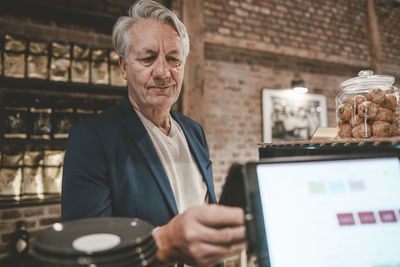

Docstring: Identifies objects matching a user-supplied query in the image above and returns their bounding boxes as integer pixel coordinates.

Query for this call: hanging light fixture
[291,73,308,93]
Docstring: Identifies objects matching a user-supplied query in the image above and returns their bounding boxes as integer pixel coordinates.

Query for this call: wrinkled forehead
[129,18,184,55]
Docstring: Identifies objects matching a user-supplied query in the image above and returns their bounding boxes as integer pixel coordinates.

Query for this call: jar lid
[340,70,395,91]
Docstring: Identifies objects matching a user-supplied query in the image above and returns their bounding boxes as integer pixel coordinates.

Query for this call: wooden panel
[182,0,205,125]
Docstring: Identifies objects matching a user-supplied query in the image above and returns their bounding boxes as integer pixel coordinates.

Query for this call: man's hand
[153,204,247,267]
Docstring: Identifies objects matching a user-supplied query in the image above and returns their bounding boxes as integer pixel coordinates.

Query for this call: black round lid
[33,217,154,257]
[32,234,156,265]
[32,241,158,266]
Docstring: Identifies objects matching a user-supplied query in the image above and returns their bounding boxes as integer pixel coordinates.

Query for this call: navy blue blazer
[61,97,217,226]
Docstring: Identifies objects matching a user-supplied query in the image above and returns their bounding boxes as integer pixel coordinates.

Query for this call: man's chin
[148,97,176,110]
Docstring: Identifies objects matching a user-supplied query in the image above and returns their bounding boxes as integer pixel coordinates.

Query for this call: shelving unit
[0,77,127,149]
[0,70,127,208]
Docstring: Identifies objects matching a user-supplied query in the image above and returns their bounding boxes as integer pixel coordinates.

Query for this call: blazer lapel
[121,98,179,216]
[171,112,217,203]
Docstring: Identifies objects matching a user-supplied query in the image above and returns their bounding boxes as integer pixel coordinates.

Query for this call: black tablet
[218,163,246,208]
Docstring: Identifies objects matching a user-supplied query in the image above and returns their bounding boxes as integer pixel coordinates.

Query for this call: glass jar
[336,70,399,139]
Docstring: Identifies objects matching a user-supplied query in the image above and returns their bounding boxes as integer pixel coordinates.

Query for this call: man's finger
[197,224,246,245]
[194,205,245,227]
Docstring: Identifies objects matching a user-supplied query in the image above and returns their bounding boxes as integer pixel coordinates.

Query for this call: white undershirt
[135,109,208,214]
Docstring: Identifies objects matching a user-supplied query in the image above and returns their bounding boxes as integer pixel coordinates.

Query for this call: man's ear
[118,56,127,80]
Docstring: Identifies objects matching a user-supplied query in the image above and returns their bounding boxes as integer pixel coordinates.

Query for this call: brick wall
[203,0,400,70]
[376,0,400,66]
[204,0,363,63]
[0,204,61,260]
[204,44,355,195]
[200,0,400,195]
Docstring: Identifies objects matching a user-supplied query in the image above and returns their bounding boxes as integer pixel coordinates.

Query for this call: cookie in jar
[336,70,399,139]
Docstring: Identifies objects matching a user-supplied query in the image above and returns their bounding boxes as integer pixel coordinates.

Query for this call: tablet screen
[256,157,400,267]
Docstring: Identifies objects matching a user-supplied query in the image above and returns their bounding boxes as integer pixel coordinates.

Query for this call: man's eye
[167,57,181,67]
[140,57,155,64]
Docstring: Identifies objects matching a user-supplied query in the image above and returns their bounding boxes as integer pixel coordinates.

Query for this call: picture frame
[262,88,328,142]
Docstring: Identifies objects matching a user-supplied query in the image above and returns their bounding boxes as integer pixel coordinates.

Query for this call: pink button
[379,210,397,223]
[358,212,376,224]
[337,213,355,226]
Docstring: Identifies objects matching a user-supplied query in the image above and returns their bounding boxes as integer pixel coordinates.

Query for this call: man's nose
[152,57,171,79]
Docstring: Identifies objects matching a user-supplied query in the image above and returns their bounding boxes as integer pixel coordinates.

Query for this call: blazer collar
[121,98,179,215]
[120,97,216,212]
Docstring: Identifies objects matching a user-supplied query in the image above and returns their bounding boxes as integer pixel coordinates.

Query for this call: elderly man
[61,0,246,266]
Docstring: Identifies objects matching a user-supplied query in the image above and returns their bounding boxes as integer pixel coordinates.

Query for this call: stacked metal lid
[32,217,158,267]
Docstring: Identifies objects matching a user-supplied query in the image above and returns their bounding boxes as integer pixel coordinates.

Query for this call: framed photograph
[262,89,327,142]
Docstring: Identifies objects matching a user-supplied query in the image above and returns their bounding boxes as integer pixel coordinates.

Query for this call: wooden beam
[181,0,205,125]
[367,0,382,74]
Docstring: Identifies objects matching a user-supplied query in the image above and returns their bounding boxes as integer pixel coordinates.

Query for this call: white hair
[112,0,190,59]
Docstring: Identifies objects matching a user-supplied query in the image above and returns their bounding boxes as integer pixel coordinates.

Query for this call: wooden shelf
[0,77,127,97]
[259,137,400,158]
[0,139,67,152]
[0,195,60,209]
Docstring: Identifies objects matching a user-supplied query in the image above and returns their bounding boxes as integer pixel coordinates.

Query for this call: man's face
[120,19,185,112]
